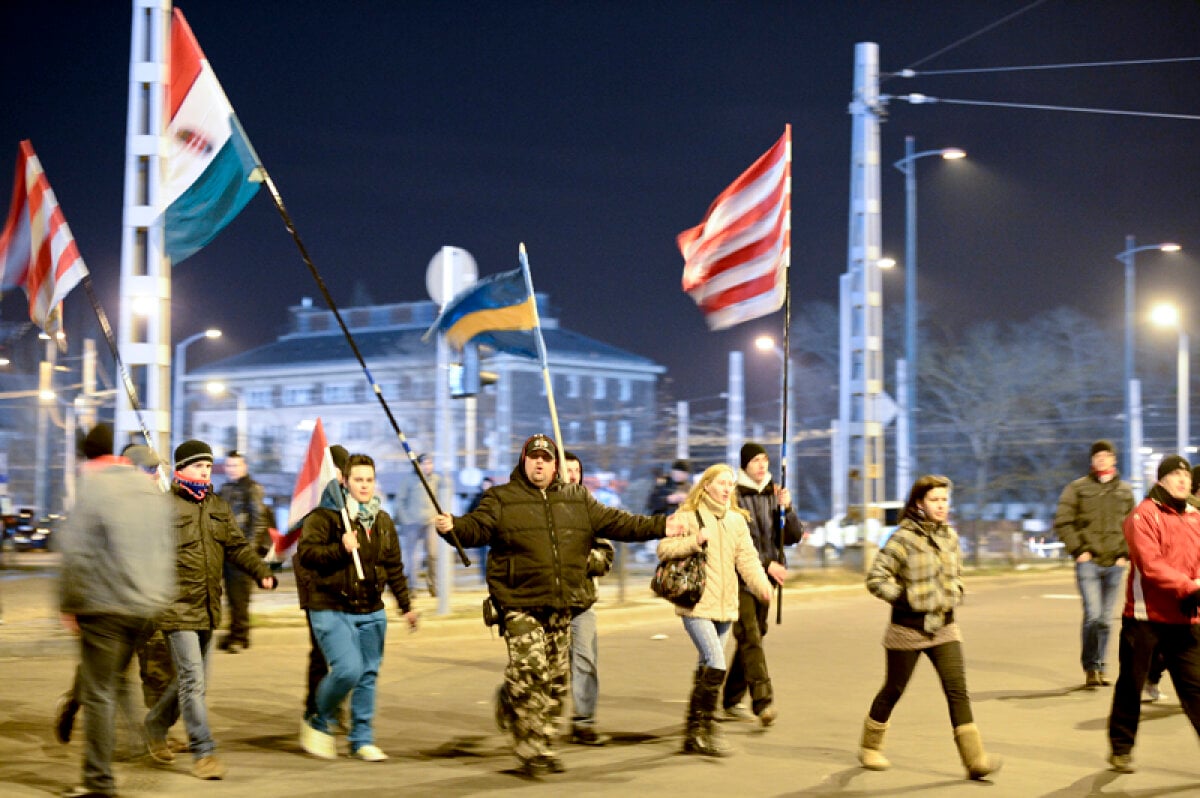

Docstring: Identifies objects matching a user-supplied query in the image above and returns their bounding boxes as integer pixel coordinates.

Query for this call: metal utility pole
[727,351,744,467]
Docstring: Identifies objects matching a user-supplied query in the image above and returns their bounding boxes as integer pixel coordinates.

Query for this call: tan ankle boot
[858,717,890,770]
[953,723,1001,780]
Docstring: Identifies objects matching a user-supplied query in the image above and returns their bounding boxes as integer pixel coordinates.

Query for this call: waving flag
[423,267,538,356]
[678,126,791,330]
[163,8,262,264]
[0,140,88,339]
[271,418,338,558]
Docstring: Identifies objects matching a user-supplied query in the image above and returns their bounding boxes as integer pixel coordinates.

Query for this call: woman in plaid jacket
[857,474,1001,781]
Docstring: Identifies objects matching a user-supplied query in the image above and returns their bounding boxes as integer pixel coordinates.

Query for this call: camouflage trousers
[501,609,572,760]
[137,630,175,709]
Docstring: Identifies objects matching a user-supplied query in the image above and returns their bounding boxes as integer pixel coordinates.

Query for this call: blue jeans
[1076,559,1125,672]
[682,616,732,670]
[309,608,387,749]
[570,608,599,726]
[146,629,214,759]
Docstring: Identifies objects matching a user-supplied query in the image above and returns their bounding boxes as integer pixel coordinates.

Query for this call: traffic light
[449,344,498,398]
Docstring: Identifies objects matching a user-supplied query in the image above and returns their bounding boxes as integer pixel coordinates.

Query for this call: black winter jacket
[447,464,665,612]
[297,507,411,615]
[219,475,272,556]
[736,476,804,580]
[158,488,273,631]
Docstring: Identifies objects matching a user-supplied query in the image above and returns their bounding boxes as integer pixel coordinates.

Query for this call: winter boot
[953,723,1002,780]
[693,666,733,757]
[681,668,706,754]
[858,716,891,770]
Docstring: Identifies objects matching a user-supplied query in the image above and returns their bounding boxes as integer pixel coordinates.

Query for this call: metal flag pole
[255,168,469,566]
[518,243,566,466]
[775,124,792,625]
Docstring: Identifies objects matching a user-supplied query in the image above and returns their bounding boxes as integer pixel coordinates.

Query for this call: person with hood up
[433,433,683,777]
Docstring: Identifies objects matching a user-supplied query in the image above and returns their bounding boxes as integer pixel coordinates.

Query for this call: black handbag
[650,510,707,608]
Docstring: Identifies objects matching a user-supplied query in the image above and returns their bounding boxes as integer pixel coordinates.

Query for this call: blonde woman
[657,464,772,757]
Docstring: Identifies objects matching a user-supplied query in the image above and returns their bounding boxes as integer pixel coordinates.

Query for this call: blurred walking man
[217,450,271,652]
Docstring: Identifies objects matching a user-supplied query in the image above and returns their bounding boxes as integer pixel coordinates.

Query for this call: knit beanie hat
[740,442,768,471]
[671,459,691,474]
[1090,439,1116,457]
[174,439,213,470]
[123,445,160,470]
[1157,454,1191,481]
[81,423,114,460]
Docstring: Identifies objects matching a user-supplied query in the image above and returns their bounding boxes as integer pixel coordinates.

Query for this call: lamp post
[173,328,221,453]
[1151,303,1190,456]
[754,335,796,488]
[892,137,965,489]
[204,381,247,453]
[1117,236,1181,490]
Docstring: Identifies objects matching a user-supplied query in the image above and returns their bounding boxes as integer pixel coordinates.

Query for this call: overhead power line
[892,94,1200,122]
[894,0,1053,75]
[894,55,1200,77]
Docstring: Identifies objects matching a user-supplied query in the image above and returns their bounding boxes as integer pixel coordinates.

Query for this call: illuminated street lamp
[892,137,965,491]
[205,380,247,453]
[172,328,221,452]
[1151,303,1190,457]
[1118,236,1181,492]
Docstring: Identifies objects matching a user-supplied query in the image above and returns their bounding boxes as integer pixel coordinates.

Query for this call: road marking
[1043,594,1079,600]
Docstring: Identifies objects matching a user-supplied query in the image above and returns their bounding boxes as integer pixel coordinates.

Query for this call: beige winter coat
[657,502,772,620]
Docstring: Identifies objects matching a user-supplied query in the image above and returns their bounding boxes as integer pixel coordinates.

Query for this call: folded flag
[424,266,538,356]
[273,417,338,558]
[163,8,263,264]
[0,140,89,339]
[677,126,791,330]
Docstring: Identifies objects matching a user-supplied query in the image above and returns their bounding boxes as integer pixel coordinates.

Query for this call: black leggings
[868,641,973,728]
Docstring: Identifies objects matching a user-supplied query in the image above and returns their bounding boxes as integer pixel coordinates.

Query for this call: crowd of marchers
[43,423,1200,795]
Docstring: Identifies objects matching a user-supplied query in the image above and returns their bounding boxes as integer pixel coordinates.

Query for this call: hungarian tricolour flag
[269,417,338,559]
[677,126,791,330]
[0,140,88,339]
[163,8,263,264]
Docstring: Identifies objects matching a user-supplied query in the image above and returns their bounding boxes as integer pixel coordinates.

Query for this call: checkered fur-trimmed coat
[866,517,963,614]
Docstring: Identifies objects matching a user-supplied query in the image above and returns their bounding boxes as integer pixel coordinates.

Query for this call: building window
[245,387,273,408]
[345,420,372,440]
[380,382,401,401]
[618,420,632,446]
[282,386,314,406]
[568,421,581,441]
[593,377,606,400]
[567,374,580,398]
[323,383,357,403]
[619,378,632,402]
[594,420,607,443]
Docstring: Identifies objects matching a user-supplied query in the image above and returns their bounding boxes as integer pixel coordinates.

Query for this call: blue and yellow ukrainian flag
[425,267,537,353]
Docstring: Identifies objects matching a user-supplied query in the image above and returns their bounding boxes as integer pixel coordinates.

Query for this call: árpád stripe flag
[423,267,538,355]
[0,140,89,339]
[272,417,338,557]
[678,126,790,330]
[163,8,262,264]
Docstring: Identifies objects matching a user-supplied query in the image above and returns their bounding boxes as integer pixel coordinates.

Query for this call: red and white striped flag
[677,126,790,330]
[0,140,89,339]
[269,417,337,558]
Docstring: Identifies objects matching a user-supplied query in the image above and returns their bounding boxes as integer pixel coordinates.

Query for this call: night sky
[2,1,1199,416]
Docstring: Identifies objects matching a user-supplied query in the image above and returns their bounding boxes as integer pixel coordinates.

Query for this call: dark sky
[2,1,1199,416]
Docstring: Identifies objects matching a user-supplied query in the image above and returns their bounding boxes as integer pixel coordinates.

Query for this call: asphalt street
[2,557,1198,797]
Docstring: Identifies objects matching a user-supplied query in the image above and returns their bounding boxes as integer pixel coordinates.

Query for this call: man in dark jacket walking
[144,440,276,781]
[217,450,271,652]
[1054,439,1134,687]
[722,442,805,726]
[434,434,683,776]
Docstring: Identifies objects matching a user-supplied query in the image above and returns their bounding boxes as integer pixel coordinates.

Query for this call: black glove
[1180,590,1200,618]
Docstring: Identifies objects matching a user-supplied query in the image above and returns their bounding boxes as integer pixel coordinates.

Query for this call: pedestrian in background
[1106,455,1200,773]
[144,440,276,781]
[1054,439,1134,688]
[723,442,805,727]
[859,474,1000,780]
[656,463,772,758]
[395,453,440,597]
[58,424,175,798]
[217,450,271,652]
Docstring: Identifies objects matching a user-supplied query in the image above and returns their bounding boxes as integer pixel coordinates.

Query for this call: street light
[173,328,222,453]
[754,334,796,487]
[204,380,247,453]
[1117,236,1181,491]
[1151,303,1190,457]
[892,136,965,492]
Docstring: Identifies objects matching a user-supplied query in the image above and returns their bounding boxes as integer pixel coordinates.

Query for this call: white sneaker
[1143,682,1165,702]
[353,744,388,762]
[300,720,337,760]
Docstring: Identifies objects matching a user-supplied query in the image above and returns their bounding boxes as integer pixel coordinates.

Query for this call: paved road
[2,560,1198,797]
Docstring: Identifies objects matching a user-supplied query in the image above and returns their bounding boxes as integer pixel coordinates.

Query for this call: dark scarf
[1148,484,1189,514]
[174,473,211,502]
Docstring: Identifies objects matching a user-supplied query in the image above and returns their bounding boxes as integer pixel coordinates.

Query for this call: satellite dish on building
[426,246,478,306]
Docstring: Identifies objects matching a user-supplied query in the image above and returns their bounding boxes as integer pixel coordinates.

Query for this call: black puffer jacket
[735,471,805,577]
[297,507,411,615]
[158,488,273,631]
[1054,472,1134,566]
[219,475,272,556]
[447,461,665,612]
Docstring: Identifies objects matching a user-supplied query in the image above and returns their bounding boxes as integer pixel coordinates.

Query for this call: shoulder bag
[650,510,707,608]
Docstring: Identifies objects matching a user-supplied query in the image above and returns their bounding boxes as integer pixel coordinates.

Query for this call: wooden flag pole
[518,243,567,466]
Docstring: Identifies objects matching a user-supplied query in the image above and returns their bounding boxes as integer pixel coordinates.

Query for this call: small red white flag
[0,140,89,339]
[677,126,790,330]
[270,417,337,557]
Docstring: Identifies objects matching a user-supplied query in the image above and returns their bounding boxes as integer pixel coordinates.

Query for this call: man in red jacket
[1107,454,1200,773]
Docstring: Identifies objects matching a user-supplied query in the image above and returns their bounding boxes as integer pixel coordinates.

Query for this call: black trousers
[223,563,253,644]
[1108,617,1200,755]
[868,641,973,728]
[723,589,772,712]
